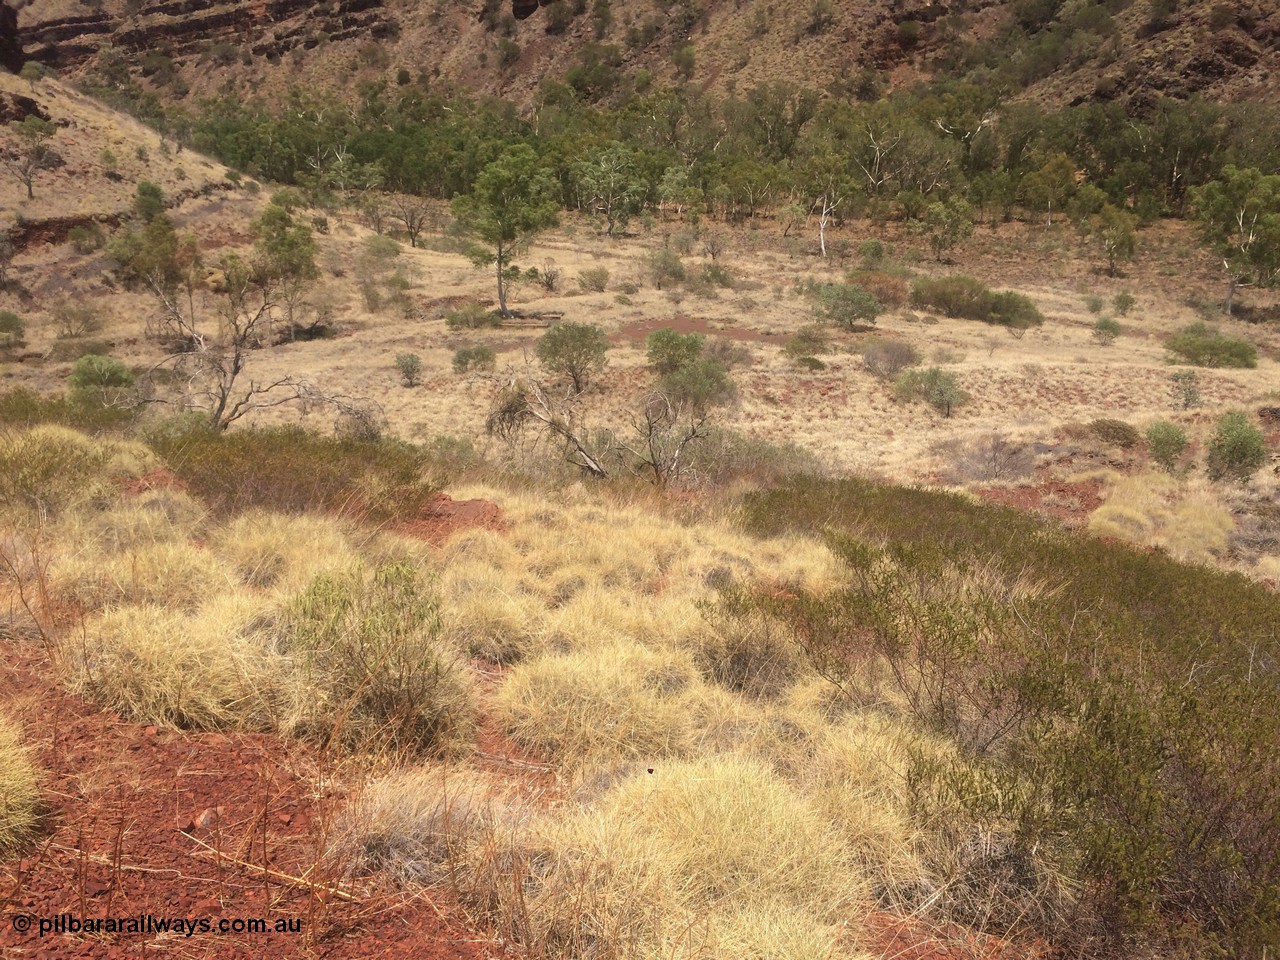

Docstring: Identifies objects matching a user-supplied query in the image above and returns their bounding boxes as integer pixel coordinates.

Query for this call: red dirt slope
[0,639,497,960]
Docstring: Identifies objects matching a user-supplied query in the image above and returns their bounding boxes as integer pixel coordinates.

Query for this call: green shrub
[784,324,830,359]
[497,37,521,68]
[645,327,704,374]
[987,290,1044,330]
[453,345,496,373]
[1206,410,1267,482]
[0,387,135,430]
[857,238,885,266]
[1145,420,1187,472]
[894,366,968,417]
[0,311,24,347]
[395,352,422,387]
[810,282,881,329]
[147,423,441,521]
[1092,315,1121,345]
[1088,417,1141,448]
[1084,294,1104,314]
[134,181,165,222]
[546,0,574,33]
[444,303,502,329]
[660,357,735,414]
[67,223,106,253]
[910,275,989,318]
[738,475,1280,955]
[678,426,820,487]
[284,563,475,755]
[1113,291,1136,316]
[1170,370,1202,409]
[644,249,685,289]
[576,266,610,292]
[536,322,609,392]
[1166,323,1258,368]
[910,276,1044,330]
[699,261,733,289]
[69,354,134,390]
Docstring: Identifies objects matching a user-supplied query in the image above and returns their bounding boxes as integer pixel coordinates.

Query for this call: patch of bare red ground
[469,661,560,805]
[119,467,187,497]
[974,479,1105,526]
[394,494,504,546]
[865,911,1052,960]
[0,639,500,960]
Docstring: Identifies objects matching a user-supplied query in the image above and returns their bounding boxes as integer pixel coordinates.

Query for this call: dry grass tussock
[209,510,364,592]
[494,641,704,768]
[744,706,943,907]
[344,754,876,959]
[515,755,870,960]
[60,489,208,554]
[64,593,288,731]
[0,425,157,520]
[438,485,839,667]
[1086,471,1235,563]
[332,766,527,888]
[52,539,238,613]
[0,713,41,855]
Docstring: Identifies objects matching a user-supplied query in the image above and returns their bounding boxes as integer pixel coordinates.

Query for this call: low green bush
[783,324,831,359]
[660,357,735,414]
[0,311,25,347]
[1092,316,1121,345]
[1088,417,1141,449]
[1166,323,1257,368]
[453,345,496,374]
[810,282,881,329]
[147,422,442,521]
[577,266,610,292]
[0,387,136,430]
[69,355,134,390]
[645,327,704,374]
[737,475,1280,955]
[894,366,968,417]
[910,276,1044,330]
[284,563,474,755]
[444,303,502,330]
[395,352,422,387]
[1206,410,1267,482]
[1145,419,1187,472]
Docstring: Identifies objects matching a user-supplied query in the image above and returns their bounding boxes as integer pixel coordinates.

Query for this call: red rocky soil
[0,639,500,960]
[394,494,504,546]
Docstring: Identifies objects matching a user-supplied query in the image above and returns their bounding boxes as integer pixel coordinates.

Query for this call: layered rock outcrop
[1,1,22,73]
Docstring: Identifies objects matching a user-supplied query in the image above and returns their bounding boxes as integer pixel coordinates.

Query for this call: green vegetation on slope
[736,476,1280,955]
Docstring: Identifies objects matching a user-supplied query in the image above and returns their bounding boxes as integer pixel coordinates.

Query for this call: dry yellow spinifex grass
[0,713,41,855]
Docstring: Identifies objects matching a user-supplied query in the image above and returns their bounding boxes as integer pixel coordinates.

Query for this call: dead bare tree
[390,194,434,248]
[167,260,319,430]
[618,393,710,489]
[486,372,613,479]
[485,366,711,487]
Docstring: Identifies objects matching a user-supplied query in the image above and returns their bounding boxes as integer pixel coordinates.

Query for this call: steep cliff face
[1,1,23,73]
[10,0,1280,109]
[19,0,393,70]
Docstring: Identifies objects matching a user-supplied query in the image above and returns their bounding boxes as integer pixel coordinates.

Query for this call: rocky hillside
[3,0,1279,110]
